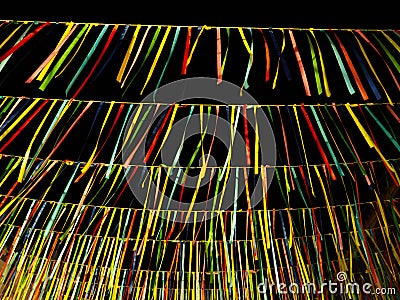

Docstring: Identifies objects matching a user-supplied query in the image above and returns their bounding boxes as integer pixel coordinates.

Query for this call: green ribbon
[0,23,33,72]
[43,163,80,237]
[39,24,90,91]
[105,104,134,179]
[323,105,367,176]
[322,30,355,95]
[121,26,162,98]
[65,25,109,97]
[243,28,253,90]
[310,105,345,176]
[372,32,400,74]
[24,100,70,179]
[306,32,322,95]
[154,26,181,99]
[364,105,400,152]
[0,97,16,120]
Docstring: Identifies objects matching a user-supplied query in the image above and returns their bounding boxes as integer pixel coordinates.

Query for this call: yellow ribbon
[80,101,115,176]
[0,22,26,50]
[117,25,142,82]
[309,29,331,97]
[345,103,399,183]
[140,26,171,95]
[36,22,76,81]
[55,24,94,78]
[238,28,253,94]
[0,98,40,143]
[185,25,210,69]
[18,100,58,182]
[254,106,259,174]
[314,165,339,244]
[293,105,315,196]
[351,31,393,105]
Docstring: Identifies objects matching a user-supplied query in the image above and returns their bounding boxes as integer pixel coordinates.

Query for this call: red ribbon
[0,22,50,62]
[300,104,337,180]
[181,27,192,75]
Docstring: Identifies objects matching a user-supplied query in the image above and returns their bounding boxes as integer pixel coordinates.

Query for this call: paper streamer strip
[31,101,94,178]
[117,25,142,83]
[140,26,171,95]
[351,31,393,104]
[356,30,400,92]
[216,27,222,84]
[120,26,152,88]
[308,30,331,97]
[322,30,355,95]
[38,23,91,91]
[269,28,292,88]
[93,24,130,81]
[184,25,209,71]
[373,32,400,74]
[0,210,397,293]
[0,22,50,63]
[0,97,27,131]
[23,100,70,180]
[0,98,41,143]
[154,26,181,97]
[79,101,115,175]
[258,29,271,82]
[70,24,119,100]
[309,105,345,176]
[0,22,26,51]
[26,22,77,83]
[238,28,253,93]
[331,30,369,101]
[17,100,58,182]
[288,29,311,96]
[345,103,399,185]
[65,25,110,98]
[305,31,322,95]
[121,26,162,97]
[181,26,192,75]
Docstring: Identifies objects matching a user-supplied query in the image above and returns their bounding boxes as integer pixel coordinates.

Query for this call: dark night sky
[1,5,399,29]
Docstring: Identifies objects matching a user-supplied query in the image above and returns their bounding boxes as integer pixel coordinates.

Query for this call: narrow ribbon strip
[65,24,110,98]
[289,29,311,96]
[26,22,77,83]
[0,22,50,63]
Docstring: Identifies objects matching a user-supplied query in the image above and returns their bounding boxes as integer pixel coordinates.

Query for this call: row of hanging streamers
[0,151,399,231]
[0,148,399,210]
[0,21,400,101]
[0,193,398,297]
[0,227,398,298]
[0,97,399,186]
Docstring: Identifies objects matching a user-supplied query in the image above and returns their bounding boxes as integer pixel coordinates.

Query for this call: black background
[1,5,399,29]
